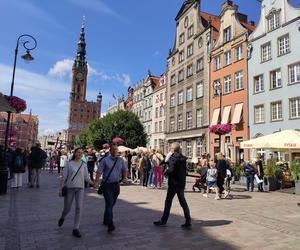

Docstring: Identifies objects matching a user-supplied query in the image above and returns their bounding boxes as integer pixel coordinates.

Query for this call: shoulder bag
[98,158,118,195]
[62,161,83,197]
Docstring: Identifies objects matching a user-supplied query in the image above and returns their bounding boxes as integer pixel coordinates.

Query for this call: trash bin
[0,169,8,195]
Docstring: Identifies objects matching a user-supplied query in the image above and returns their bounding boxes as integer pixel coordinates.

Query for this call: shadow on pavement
[228,194,252,200]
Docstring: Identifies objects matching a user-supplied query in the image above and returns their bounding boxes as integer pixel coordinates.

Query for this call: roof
[175,0,198,21]
[0,112,38,124]
[149,76,160,88]
[200,12,221,40]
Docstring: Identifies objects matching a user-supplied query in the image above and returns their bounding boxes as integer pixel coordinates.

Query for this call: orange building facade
[209,1,255,163]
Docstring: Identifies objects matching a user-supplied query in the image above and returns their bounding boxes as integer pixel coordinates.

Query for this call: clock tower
[67,17,102,145]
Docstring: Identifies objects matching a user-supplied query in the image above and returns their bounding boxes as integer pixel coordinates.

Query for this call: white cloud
[115,74,131,87]
[67,0,121,18]
[43,128,55,135]
[48,59,73,78]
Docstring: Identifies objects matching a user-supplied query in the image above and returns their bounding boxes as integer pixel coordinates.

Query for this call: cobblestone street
[0,171,299,250]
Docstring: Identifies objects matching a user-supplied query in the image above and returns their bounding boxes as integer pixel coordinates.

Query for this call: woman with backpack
[11,148,26,188]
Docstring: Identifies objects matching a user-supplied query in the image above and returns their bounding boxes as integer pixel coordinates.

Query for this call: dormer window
[267,10,280,32]
[223,26,231,43]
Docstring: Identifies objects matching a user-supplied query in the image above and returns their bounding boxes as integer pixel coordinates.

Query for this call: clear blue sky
[0,0,298,135]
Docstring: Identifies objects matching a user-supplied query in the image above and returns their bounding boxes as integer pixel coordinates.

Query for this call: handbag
[98,158,118,195]
[62,161,83,197]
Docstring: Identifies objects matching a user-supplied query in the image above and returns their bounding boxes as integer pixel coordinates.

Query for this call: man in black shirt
[87,149,97,184]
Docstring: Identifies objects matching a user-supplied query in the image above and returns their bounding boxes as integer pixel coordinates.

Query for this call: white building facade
[248,0,300,142]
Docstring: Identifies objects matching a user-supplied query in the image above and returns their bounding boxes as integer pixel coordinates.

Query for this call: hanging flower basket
[209,124,232,135]
[5,96,27,113]
[112,137,124,144]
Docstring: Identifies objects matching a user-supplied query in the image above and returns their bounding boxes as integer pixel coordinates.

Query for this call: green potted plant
[290,159,300,195]
[264,159,277,191]
[232,163,242,182]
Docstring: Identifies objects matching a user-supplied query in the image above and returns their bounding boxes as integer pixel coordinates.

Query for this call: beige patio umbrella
[241,130,300,150]
[118,145,133,153]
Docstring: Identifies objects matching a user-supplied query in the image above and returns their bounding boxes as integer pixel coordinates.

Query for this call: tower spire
[74,16,86,68]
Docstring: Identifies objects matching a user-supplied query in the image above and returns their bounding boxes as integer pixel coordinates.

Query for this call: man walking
[153,142,191,229]
[94,143,128,233]
[28,142,47,188]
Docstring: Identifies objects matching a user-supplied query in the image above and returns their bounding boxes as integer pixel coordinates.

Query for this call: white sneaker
[203,194,208,198]
[223,191,229,199]
[214,196,221,200]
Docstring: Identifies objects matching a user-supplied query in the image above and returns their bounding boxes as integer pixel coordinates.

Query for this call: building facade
[67,17,102,143]
[151,74,167,153]
[0,112,38,150]
[210,1,255,163]
[132,81,145,123]
[248,0,300,145]
[166,0,220,162]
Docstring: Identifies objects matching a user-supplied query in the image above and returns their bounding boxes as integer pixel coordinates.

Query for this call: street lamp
[213,81,222,154]
[0,34,37,195]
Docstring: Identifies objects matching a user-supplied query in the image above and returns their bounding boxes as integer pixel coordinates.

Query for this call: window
[171,74,176,85]
[254,105,265,123]
[187,43,193,57]
[289,63,300,84]
[196,108,203,127]
[159,106,164,117]
[155,107,158,118]
[196,58,204,72]
[224,75,231,94]
[178,70,184,82]
[148,124,151,133]
[278,35,290,56]
[186,141,192,157]
[178,91,184,105]
[271,101,283,121]
[214,56,221,71]
[261,42,271,62]
[187,64,193,77]
[235,71,243,90]
[155,122,158,132]
[196,138,204,156]
[213,80,221,96]
[270,69,282,89]
[159,121,162,132]
[188,25,194,39]
[290,98,300,119]
[268,11,280,31]
[254,75,264,93]
[170,95,175,107]
[223,26,231,42]
[170,117,175,132]
[196,82,204,98]
[224,51,232,66]
[179,33,185,45]
[179,50,184,63]
[160,93,163,101]
[186,111,192,129]
[187,87,193,102]
[234,45,243,61]
[177,114,183,130]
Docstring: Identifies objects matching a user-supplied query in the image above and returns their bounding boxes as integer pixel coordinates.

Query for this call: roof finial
[82,16,85,31]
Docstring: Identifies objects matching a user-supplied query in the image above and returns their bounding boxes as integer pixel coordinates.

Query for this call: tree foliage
[75,110,147,150]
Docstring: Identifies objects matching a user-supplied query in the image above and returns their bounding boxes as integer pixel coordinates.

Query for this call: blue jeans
[148,168,155,186]
[103,183,120,226]
[246,175,254,191]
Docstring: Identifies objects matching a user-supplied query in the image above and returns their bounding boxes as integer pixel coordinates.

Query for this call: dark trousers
[88,168,94,182]
[57,162,61,174]
[217,176,225,195]
[161,188,191,224]
[247,175,254,191]
[103,183,120,226]
[142,169,149,187]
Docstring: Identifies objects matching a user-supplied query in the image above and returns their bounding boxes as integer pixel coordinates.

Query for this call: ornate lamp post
[213,81,222,153]
[0,34,37,195]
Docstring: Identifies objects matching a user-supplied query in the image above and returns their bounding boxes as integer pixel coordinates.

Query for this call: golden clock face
[76,72,84,81]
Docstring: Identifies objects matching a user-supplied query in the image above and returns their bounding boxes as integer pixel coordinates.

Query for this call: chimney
[222,0,233,11]
[250,21,255,26]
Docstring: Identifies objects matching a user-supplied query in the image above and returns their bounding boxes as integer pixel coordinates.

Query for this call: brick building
[67,17,102,143]
[209,0,255,163]
[0,112,38,150]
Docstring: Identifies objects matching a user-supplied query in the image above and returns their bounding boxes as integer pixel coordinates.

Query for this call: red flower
[5,96,27,113]
[209,124,232,135]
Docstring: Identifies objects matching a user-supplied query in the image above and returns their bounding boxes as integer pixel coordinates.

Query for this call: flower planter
[266,177,278,191]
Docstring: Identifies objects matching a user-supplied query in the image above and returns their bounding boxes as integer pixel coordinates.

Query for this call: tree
[75,110,147,150]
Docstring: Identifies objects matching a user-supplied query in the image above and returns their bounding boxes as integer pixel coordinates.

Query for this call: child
[50,155,56,173]
[203,161,220,200]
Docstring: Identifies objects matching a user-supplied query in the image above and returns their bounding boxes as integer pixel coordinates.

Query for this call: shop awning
[221,106,231,124]
[211,108,220,126]
[231,103,243,124]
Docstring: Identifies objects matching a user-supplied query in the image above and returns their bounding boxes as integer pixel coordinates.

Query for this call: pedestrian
[58,148,94,238]
[50,154,56,173]
[216,153,227,199]
[140,152,150,188]
[130,152,139,183]
[94,143,128,233]
[243,161,255,192]
[87,148,97,184]
[60,150,68,174]
[148,150,156,188]
[203,161,219,199]
[28,142,47,188]
[153,142,191,229]
[11,148,26,188]
[153,150,164,188]
[224,158,233,198]
[256,155,264,192]
[56,150,62,174]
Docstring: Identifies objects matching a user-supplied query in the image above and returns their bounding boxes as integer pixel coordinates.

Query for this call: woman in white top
[58,148,94,238]
[59,151,68,175]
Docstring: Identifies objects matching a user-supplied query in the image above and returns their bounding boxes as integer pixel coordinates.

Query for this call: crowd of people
[1,141,267,238]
